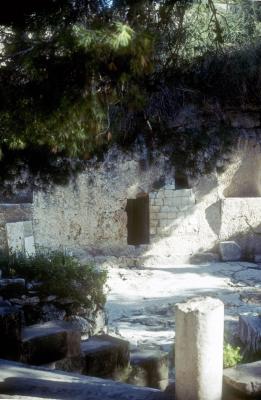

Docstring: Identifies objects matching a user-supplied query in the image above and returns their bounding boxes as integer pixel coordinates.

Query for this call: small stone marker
[175,297,224,400]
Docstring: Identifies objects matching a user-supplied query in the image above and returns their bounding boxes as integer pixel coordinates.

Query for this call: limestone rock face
[219,241,241,261]
[223,361,261,397]
[20,320,81,365]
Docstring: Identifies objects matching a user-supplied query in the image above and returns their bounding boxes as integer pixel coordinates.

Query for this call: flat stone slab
[219,241,241,262]
[223,361,261,397]
[0,359,173,400]
[21,320,81,365]
[81,334,130,378]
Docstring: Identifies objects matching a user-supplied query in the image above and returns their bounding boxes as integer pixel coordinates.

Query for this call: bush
[0,251,107,310]
[223,343,243,368]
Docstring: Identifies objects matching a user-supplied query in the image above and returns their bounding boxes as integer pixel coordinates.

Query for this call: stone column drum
[175,297,224,400]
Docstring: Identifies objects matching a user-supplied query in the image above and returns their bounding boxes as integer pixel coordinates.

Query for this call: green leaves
[111,23,135,49]
[1,251,107,309]
[223,343,243,368]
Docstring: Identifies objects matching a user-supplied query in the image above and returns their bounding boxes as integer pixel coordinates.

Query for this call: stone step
[128,350,169,390]
[223,361,261,398]
[20,320,81,365]
[43,334,130,379]
[81,334,130,378]
[0,359,172,400]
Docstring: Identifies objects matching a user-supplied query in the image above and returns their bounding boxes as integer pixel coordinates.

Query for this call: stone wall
[32,148,175,256]
[0,204,32,254]
[1,111,261,262]
[29,139,261,263]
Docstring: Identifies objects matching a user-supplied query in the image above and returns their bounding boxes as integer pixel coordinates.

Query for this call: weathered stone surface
[21,320,81,365]
[190,252,220,264]
[24,235,36,256]
[175,297,224,400]
[223,361,261,397]
[0,359,172,400]
[0,306,22,360]
[254,254,261,263]
[129,350,169,390]
[41,304,66,322]
[6,222,25,255]
[81,334,130,378]
[43,355,85,374]
[67,315,92,338]
[239,315,261,354]
[219,241,241,261]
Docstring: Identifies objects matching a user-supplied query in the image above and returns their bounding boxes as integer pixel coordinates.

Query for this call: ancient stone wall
[1,109,261,262]
[30,139,261,263]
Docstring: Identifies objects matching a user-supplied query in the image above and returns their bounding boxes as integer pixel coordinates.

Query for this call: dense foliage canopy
[0,0,260,188]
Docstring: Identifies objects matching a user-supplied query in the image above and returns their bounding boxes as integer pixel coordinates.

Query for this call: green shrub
[0,251,107,309]
[223,343,243,368]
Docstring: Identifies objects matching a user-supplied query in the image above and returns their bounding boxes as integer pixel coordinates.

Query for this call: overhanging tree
[0,0,260,189]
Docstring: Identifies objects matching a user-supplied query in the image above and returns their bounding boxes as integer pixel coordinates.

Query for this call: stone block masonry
[149,188,195,237]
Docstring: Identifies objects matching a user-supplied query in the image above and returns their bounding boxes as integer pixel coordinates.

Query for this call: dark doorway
[126,195,150,245]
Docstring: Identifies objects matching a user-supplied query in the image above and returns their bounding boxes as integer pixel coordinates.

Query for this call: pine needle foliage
[0,0,260,184]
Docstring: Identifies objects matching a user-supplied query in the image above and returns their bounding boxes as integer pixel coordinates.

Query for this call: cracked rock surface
[105,261,261,351]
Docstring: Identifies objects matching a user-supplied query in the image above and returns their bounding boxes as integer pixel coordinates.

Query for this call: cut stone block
[6,221,35,257]
[24,235,36,256]
[0,278,25,297]
[239,315,261,354]
[0,359,173,400]
[21,320,81,365]
[219,241,241,261]
[81,334,130,378]
[129,350,169,390]
[223,361,261,397]
[23,221,33,237]
[0,306,22,360]
[6,222,24,255]
[173,189,193,197]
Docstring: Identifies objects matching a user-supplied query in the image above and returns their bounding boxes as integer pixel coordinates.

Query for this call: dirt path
[106,261,261,353]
